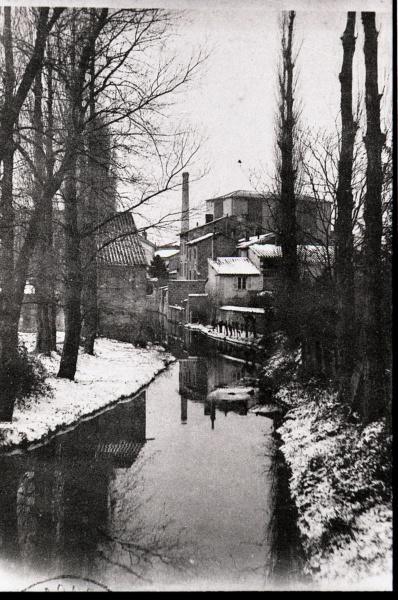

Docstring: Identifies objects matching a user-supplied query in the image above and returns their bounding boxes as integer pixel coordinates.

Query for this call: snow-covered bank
[262,340,392,591]
[277,389,392,591]
[0,334,176,452]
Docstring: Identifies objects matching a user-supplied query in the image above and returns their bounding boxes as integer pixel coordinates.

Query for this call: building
[95,212,148,343]
[180,216,251,280]
[139,233,156,266]
[179,181,332,282]
[206,257,263,307]
[205,189,332,245]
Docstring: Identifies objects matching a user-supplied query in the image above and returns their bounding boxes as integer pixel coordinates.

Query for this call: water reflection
[0,393,147,587]
[0,355,277,591]
[179,354,259,428]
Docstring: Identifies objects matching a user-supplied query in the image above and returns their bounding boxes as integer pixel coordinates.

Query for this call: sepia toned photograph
[0,0,393,592]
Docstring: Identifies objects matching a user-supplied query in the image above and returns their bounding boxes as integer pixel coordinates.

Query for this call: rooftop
[206,190,268,202]
[206,190,332,205]
[237,233,276,249]
[179,215,229,237]
[220,305,266,314]
[186,232,214,245]
[155,248,180,259]
[96,213,147,267]
[249,243,335,263]
[208,257,262,276]
[249,244,282,258]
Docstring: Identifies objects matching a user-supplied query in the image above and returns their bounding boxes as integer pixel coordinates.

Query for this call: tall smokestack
[181,172,189,234]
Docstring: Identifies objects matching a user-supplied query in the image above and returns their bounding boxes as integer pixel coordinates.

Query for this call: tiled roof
[208,257,261,276]
[249,244,282,258]
[96,213,147,266]
[249,244,334,263]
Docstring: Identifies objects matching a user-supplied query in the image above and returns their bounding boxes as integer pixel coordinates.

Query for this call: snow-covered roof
[237,233,276,249]
[155,248,180,258]
[208,257,261,276]
[186,232,214,245]
[220,305,265,314]
[248,244,335,263]
[249,244,282,258]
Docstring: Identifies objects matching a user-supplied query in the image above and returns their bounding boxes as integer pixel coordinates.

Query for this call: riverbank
[0,334,176,452]
[264,341,392,592]
[185,323,260,347]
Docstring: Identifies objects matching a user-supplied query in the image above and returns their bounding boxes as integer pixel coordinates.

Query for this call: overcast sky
[4,0,393,244]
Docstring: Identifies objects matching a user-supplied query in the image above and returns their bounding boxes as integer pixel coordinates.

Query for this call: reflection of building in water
[179,357,208,402]
[181,396,188,424]
[204,398,216,429]
[205,397,249,419]
[179,354,257,429]
[207,355,246,392]
[0,392,147,581]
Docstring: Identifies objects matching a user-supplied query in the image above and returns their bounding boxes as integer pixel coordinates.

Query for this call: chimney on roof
[181,172,189,234]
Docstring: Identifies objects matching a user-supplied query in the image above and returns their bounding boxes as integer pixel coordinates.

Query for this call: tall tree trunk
[335,12,358,403]
[277,10,299,341]
[57,8,108,376]
[360,12,386,422]
[46,42,57,351]
[34,69,55,356]
[0,7,18,421]
[0,8,64,421]
[57,156,83,380]
[81,21,98,356]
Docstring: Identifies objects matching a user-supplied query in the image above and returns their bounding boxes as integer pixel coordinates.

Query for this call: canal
[0,350,296,591]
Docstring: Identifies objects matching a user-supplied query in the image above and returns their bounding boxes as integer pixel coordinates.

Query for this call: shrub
[9,343,52,407]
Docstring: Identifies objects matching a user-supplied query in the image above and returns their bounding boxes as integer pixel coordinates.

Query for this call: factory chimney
[181,172,189,234]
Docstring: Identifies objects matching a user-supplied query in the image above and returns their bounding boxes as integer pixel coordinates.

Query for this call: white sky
[2,0,394,244]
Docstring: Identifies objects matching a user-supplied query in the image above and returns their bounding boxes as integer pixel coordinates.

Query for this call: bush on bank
[260,335,392,589]
[1,343,52,411]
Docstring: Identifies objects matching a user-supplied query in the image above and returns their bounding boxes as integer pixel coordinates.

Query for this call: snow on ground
[0,333,176,451]
[258,335,392,591]
[276,383,392,591]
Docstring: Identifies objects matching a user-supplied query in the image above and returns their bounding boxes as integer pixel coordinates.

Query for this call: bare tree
[0,7,64,421]
[360,12,387,422]
[335,12,358,402]
[55,9,206,379]
[274,10,300,341]
[57,8,109,380]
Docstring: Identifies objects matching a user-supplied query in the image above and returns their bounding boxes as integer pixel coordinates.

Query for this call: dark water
[0,354,278,591]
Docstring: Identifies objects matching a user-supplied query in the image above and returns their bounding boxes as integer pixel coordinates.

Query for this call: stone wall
[167,279,206,306]
[97,265,148,343]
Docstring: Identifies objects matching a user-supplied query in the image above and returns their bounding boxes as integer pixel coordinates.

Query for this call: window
[237,276,247,290]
